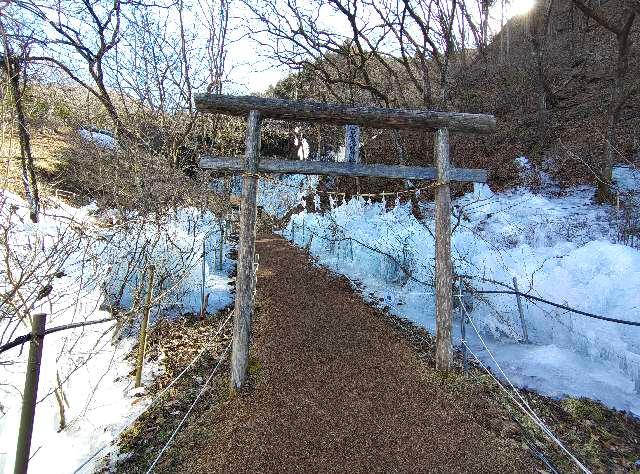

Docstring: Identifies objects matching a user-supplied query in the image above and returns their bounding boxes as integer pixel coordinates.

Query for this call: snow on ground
[0,191,233,473]
[613,165,640,194]
[278,160,640,415]
[78,129,117,150]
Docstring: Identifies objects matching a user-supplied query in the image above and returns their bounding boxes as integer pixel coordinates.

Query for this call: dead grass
[0,126,78,200]
[102,307,234,474]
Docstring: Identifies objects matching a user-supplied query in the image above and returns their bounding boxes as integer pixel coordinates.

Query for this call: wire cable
[72,313,232,473]
[145,341,232,473]
[0,317,118,356]
[458,297,591,473]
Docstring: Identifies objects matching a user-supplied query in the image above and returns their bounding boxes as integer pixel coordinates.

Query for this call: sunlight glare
[508,0,536,17]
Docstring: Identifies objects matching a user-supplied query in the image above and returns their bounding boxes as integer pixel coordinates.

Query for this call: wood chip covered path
[169,234,535,473]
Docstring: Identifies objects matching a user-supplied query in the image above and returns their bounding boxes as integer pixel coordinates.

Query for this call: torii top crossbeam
[194,93,496,134]
[195,93,495,392]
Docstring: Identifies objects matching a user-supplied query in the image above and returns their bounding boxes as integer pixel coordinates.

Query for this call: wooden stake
[135,265,155,388]
[512,277,529,343]
[435,128,453,372]
[230,110,261,392]
[14,313,46,474]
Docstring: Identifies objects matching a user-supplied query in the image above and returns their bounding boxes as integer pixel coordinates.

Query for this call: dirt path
[170,234,534,473]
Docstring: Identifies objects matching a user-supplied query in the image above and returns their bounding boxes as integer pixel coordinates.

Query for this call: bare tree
[570,0,637,202]
[245,0,466,110]
[527,0,556,149]
[0,19,39,222]
[14,0,133,140]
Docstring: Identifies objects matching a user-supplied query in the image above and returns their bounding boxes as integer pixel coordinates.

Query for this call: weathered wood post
[434,128,453,372]
[230,110,261,391]
[512,277,529,343]
[14,313,46,474]
[135,265,155,388]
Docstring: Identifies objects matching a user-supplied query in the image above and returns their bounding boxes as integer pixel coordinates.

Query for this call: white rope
[458,297,591,473]
[72,313,232,473]
[145,341,232,473]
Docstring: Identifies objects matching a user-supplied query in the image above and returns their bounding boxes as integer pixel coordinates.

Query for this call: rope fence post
[459,278,467,376]
[218,221,224,271]
[135,265,155,388]
[512,277,529,343]
[201,240,206,315]
[14,313,47,474]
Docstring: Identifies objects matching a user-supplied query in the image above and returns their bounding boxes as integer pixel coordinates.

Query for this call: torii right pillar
[434,128,453,372]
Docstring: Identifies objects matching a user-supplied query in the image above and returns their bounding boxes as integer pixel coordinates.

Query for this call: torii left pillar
[230,110,261,391]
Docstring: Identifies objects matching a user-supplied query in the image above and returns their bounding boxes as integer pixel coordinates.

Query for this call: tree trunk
[597,28,632,203]
[6,56,39,222]
[598,87,619,203]
[532,37,547,148]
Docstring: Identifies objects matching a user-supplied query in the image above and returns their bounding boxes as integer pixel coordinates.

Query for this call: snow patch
[78,129,117,150]
[0,191,233,473]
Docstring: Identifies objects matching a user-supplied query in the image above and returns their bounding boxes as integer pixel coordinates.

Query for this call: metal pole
[218,221,224,271]
[14,313,47,474]
[512,277,529,343]
[459,279,467,375]
[201,239,206,307]
[135,265,155,388]
[291,222,295,243]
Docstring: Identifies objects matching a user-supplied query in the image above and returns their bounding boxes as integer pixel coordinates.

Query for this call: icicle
[314,193,321,211]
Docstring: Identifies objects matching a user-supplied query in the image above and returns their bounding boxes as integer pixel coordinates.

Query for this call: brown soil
[162,234,535,473]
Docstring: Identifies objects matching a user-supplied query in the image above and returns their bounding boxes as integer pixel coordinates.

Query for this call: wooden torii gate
[195,94,495,391]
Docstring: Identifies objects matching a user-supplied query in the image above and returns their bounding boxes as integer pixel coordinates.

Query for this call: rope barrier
[0,317,118,356]
[145,341,232,473]
[471,288,640,327]
[459,297,591,473]
[72,313,232,473]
